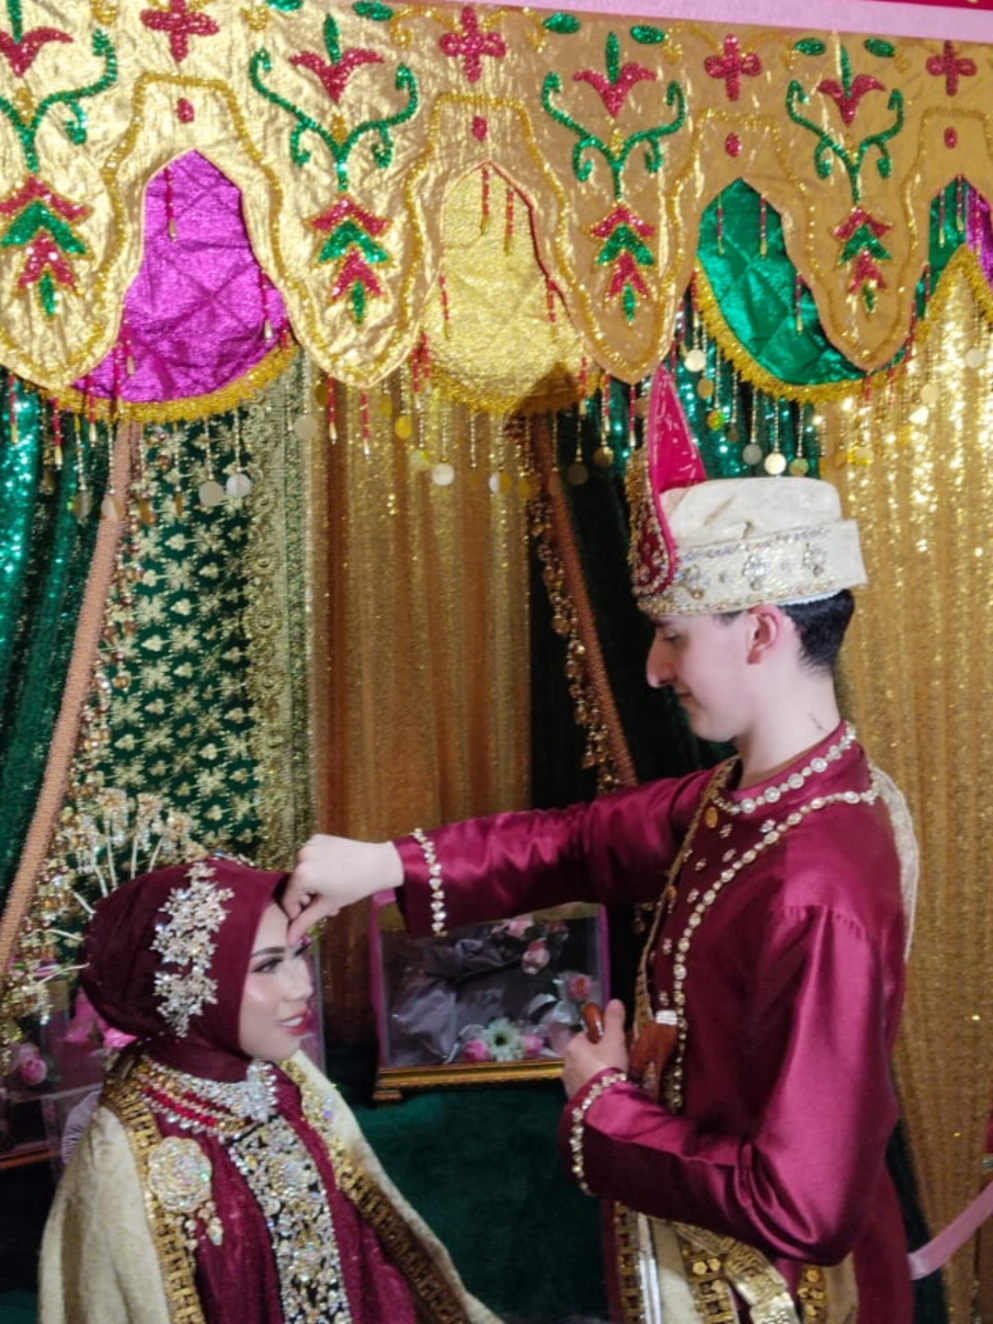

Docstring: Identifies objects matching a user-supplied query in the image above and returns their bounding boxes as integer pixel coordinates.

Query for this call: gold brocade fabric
[420,171,589,415]
[241,353,318,867]
[826,267,993,1324]
[1,3,992,393]
[311,378,531,1038]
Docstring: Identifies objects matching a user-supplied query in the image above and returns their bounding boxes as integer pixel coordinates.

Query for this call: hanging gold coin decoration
[684,348,707,374]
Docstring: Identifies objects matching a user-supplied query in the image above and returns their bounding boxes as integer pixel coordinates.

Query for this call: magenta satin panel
[73,152,287,407]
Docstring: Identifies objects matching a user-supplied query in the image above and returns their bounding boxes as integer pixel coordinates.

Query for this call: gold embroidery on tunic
[103,1066,207,1324]
[288,1061,472,1324]
[225,1116,352,1324]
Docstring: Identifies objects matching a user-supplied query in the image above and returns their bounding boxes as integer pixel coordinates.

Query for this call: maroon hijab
[80,856,287,1081]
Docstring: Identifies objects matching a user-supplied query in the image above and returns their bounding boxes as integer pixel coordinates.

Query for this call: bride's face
[238,903,314,1061]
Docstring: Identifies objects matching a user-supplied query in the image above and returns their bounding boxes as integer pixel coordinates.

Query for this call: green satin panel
[699,179,971,390]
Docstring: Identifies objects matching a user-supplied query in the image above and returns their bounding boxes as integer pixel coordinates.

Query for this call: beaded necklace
[133,1055,279,1136]
[635,747,880,1113]
[708,722,856,818]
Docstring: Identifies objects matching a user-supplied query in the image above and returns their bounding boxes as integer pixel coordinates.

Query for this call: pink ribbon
[908,1177,993,1279]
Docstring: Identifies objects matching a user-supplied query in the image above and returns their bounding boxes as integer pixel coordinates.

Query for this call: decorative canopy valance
[1,0,992,413]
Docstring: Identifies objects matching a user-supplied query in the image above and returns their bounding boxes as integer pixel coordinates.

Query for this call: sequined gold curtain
[311,379,533,1039]
[827,268,993,1324]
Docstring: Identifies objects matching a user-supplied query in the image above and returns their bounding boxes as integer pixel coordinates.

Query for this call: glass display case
[369,892,609,1101]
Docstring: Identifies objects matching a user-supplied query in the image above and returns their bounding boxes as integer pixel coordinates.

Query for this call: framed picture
[369,892,610,1101]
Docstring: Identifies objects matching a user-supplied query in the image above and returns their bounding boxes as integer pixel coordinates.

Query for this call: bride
[39,855,500,1324]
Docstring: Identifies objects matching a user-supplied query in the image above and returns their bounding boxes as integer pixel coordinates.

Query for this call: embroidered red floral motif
[704,35,760,102]
[330,248,383,302]
[834,206,891,245]
[574,59,654,118]
[590,203,654,243]
[310,196,389,240]
[590,204,656,322]
[0,25,71,78]
[141,0,219,65]
[847,248,888,295]
[310,196,390,324]
[816,70,883,125]
[0,175,88,224]
[926,40,976,97]
[438,7,506,85]
[289,45,383,104]
[606,250,649,300]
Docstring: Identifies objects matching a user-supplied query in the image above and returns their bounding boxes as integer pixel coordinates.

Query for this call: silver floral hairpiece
[151,860,234,1037]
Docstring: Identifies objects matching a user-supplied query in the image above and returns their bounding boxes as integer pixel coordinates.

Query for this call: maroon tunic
[396,724,911,1323]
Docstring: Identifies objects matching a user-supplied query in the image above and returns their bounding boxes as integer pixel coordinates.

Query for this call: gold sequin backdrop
[311,385,534,1039]
[827,268,993,1321]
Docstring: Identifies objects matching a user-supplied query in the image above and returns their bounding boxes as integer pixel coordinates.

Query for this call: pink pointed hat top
[628,365,705,609]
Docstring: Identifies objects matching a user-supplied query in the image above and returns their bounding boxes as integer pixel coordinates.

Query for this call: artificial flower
[481,1017,524,1062]
[64,989,135,1052]
[501,916,533,940]
[520,1032,546,1059]
[461,1037,491,1063]
[565,972,594,1003]
[12,1042,48,1087]
[522,940,550,974]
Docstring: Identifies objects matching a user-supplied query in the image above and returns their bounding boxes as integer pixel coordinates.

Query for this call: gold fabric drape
[2,3,993,395]
[311,379,532,1038]
[829,267,993,1323]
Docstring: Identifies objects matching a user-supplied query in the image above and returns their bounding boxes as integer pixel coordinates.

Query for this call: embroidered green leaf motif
[541,68,684,200]
[595,224,654,266]
[605,31,620,83]
[267,0,302,10]
[249,37,418,192]
[544,13,580,34]
[794,38,826,56]
[1,201,85,253]
[353,1,393,19]
[631,26,665,45]
[38,269,56,316]
[316,220,388,264]
[864,38,896,59]
[0,28,117,173]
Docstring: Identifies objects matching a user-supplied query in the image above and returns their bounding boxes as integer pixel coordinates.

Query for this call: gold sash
[613,1203,858,1324]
